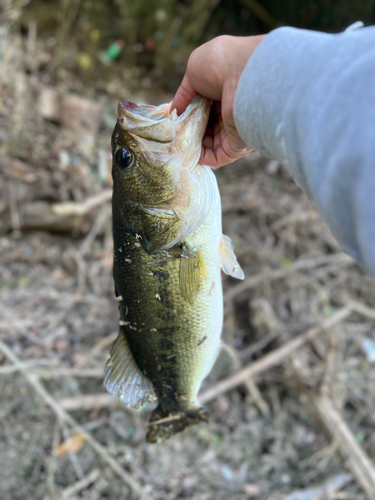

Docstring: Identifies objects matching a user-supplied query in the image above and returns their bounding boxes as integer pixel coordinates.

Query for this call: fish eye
[115,148,133,169]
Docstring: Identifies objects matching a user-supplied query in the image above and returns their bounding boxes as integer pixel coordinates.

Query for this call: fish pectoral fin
[104,327,157,409]
[179,245,201,304]
[219,234,244,280]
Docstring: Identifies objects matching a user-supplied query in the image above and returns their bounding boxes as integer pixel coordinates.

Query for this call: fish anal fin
[179,245,202,304]
[208,342,239,380]
[219,234,244,280]
[104,327,157,409]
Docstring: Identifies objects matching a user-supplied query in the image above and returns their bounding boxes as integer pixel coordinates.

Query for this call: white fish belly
[182,166,223,401]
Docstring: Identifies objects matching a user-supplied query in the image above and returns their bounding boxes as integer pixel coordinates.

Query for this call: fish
[104,95,244,443]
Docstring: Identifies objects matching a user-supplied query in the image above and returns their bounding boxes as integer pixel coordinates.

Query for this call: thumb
[171,74,197,116]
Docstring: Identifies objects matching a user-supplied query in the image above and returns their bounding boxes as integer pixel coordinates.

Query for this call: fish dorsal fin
[104,328,157,408]
[219,235,245,280]
[179,245,201,304]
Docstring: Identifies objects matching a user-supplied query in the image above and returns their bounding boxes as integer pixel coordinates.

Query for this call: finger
[200,146,218,167]
[201,133,252,167]
[202,135,213,149]
[201,145,237,168]
[171,74,197,116]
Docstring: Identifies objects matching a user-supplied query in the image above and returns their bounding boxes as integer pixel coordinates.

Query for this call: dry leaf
[57,433,86,456]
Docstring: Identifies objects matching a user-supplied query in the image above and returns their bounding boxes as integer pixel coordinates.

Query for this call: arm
[234,26,375,277]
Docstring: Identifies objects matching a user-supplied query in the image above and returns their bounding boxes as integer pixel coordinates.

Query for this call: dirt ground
[2,10,375,500]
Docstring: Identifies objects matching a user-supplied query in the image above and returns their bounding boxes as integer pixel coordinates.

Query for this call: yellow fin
[104,327,157,408]
[179,245,201,304]
[219,235,244,280]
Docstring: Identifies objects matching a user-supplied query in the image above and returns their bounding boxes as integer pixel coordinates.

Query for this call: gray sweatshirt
[233,26,375,278]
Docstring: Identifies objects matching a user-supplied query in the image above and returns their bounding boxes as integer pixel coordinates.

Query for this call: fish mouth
[117,95,210,146]
[119,100,171,120]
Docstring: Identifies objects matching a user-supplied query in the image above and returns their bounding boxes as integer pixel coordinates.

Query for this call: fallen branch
[283,472,352,500]
[0,340,152,500]
[30,368,104,378]
[75,331,117,367]
[79,206,110,258]
[306,394,375,500]
[349,301,375,321]
[45,420,61,494]
[1,365,104,379]
[52,189,112,217]
[60,393,118,411]
[1,189,112,234]
[0,359,56,374]
[62,468,101,498]
[243,378,270,417]
[225,253,352,301]
[199,307,352,404]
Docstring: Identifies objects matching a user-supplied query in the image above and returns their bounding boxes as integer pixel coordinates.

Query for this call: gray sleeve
[234,26,375,278]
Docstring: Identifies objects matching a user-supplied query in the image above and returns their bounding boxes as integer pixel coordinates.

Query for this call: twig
[306,394,375,500]
[199,307,352,405]
[148,414,184,426]
[0,340,152,500]
[0,359,56,374]
[225,253,352,301]
[75,332,117,367]
[8,181,21,236]
[1,365,103,378]
[59,418,85,480]
[60,394,118,411]
[41,300,76,343]
[52,189,112,217]
[45,419,61,496]
[4,190,112,234]
[283,473,352,500]
[79,206,110,258]
[69,246,87,296]
[229,339,270,416]
[59,394,141,415]
[237,329,281,359]
[244,378,270,417]
[30,368,104,378]
[349,301,375,321]
[62,468,100,498]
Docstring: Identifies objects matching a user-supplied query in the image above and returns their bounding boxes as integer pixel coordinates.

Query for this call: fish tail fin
[146,405,208,443]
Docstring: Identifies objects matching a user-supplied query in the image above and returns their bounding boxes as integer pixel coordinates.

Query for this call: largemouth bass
[104,95,244,443]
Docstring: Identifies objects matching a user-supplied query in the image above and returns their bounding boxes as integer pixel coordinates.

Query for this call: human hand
[171,35,266,168]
